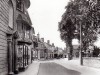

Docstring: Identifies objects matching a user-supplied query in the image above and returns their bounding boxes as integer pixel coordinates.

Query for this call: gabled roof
[43,42,56,52]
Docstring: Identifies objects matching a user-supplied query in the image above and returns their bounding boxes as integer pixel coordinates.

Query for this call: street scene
[0,0,100,75]
[18,59,100,75]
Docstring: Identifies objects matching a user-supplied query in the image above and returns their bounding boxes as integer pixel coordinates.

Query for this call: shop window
[25,26,30,39]
[16,0,24,12]
[8,0,13,29]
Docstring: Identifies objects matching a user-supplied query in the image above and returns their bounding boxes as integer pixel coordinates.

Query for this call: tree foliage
[58,0,100,53]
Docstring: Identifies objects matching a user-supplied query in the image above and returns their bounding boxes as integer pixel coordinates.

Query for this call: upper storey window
[8,0,13,29]
[16,0,24,12]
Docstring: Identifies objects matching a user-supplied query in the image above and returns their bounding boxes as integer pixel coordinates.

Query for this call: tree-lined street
[1,0,100,75]
[18,58,100,75]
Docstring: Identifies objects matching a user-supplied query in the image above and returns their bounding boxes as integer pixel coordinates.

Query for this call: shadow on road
[38,62,81,75]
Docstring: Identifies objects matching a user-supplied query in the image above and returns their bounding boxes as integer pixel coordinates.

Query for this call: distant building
[44,41,55,59]
[57,47,64,58]
[54,47,58,58]
[63,48,67,58]
[35,33,47,60]
[35,34,56,60]
[73,45,79,58]
[32,35,38,59]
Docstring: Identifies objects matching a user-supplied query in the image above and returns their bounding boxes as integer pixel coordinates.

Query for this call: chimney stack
[52,43,54,46]
[41,38,44,42]
[37,33,40,38]
[37,33,40,41]
[47,40,50,44]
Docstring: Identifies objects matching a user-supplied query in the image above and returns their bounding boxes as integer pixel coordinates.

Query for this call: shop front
[17,40,32,71]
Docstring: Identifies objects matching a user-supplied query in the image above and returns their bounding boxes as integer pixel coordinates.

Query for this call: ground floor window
[17,45,29,69]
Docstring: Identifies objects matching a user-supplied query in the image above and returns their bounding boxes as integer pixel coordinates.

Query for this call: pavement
[54,58,100,75]
[18,61,40,75]
[18,58,100,75]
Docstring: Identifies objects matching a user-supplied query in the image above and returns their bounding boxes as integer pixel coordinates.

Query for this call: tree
[80,0,100,51]
[58,0,100,60]
[58,1,77,60]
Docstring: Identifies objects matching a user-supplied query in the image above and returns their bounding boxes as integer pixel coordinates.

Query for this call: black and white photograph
[0,0,100,75]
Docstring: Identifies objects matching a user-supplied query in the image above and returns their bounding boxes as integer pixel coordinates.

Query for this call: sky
[94,34,100,48]
[28,0,70,48]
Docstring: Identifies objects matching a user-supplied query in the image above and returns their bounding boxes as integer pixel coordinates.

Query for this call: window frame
[16,0,24,12]
[8,0,14,29]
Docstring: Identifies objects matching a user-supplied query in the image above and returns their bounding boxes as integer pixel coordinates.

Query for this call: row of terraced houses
[35,34,55,60]
[34,33,65,60]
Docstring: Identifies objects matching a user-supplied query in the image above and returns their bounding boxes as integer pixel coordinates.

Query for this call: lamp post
[76,14,83,65]
[79,21,83,65]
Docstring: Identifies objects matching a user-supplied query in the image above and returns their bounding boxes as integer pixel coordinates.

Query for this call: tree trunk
[67,40,73,60]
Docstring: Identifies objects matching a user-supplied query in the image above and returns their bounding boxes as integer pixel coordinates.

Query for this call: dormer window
[16,0,24,12]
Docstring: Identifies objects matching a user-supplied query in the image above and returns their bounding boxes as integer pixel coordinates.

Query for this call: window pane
[9,0,13,29]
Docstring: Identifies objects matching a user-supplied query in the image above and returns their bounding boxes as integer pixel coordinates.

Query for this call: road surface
[38,62,81,75]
